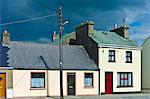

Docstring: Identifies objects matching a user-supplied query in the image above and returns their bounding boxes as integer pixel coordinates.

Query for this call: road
[13,93,150,99]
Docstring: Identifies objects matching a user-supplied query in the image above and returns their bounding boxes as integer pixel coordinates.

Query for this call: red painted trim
[84,86,94,88]
[84,72,94,88]
[30,72,46,89]
[105,72,113,94]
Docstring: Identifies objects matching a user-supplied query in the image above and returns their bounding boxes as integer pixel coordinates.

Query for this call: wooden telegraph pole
[58,6,64,99]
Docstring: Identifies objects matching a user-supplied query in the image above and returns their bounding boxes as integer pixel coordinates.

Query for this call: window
[109,50,115,62]
[31,72,45,88]
[126,51,132,63]
[117,72,132,87]
[84,73,93,87]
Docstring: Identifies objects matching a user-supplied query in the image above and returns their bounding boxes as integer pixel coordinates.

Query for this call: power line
[0,14,57,26]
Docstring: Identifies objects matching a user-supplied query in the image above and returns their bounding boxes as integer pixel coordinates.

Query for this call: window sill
[126,62,132,63]
[84,86,94,89]
[117,86,133,88]
[108,61,116,63]
[30,88,46,90]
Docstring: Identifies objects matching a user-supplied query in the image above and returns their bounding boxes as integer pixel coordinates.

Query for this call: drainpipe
[40,56,49,96]
[46,69,49,96]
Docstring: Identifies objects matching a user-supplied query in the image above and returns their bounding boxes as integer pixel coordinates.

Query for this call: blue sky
[0,0,150,45]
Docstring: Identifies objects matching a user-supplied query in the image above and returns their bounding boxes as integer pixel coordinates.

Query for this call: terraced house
[0,31,99,98]
[0,21,142,98]
[70,21,142,94]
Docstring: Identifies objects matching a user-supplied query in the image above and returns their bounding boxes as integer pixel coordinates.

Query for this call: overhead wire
[0,14,57,26]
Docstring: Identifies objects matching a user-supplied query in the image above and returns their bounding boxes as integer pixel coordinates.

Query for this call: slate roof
[89,30,138,47]
[8,41,98,70]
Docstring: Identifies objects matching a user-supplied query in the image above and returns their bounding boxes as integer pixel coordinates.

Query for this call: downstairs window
[117,72,132,87]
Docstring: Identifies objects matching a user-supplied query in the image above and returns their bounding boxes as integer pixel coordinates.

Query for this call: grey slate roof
[8,41,98,70]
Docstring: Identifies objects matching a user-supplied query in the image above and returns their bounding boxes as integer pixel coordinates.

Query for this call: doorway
[67,73,75,95]
[0,73,6,98]
[105,72,113,94]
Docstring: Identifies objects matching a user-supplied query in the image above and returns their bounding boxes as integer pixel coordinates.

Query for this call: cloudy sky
[0,0,150,45]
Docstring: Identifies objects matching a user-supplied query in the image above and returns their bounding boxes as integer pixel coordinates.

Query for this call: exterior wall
[48,70,99,96]
[99,48,141,93]
[13,70,99,97]
[0,69,13,98]
[142,37,150,90]
[13,70,48,97]
[85,37,98,65]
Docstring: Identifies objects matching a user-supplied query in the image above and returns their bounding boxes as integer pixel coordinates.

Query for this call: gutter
[98,44,142,50]
[0,66,13,70]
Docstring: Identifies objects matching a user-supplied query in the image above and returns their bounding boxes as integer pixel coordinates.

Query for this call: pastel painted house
[142,36,150,92]
[70,21,142,94]
[1,31,99,98]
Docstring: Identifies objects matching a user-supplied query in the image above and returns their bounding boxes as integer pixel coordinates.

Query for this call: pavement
[13,93,150,99]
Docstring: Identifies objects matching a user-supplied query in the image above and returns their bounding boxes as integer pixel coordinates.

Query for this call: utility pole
[58,6,64,99]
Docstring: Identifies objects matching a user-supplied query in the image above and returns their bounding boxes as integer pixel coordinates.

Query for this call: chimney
[75,21,94,44]
[1,30,10,45]
[114,24,118,29]
[52,31,59,42]
[111,19,129,39]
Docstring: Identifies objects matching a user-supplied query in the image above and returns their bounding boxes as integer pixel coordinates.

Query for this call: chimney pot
[1,30,10,45]
[52,31,59,42]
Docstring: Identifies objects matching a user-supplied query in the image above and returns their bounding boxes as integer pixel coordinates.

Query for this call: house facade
[0,31,99,98]
[0,20,142,98]
[71,21,141,94]
[142,36,150,92]
[13,70,99,97]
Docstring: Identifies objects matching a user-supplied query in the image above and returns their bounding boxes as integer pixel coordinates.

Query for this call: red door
[105,72,113,94]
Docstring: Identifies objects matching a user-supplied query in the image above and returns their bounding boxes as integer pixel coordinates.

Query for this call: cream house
[71,21,142,94]
[6,39,99,98]
[142,36,150,92]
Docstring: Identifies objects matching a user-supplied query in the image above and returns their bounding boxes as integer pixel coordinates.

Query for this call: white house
[72,21,142,94]
[142,36,150,92]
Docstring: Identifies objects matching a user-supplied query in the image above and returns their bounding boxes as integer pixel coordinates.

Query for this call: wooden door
[0,73,6,98]
[67,73,75,95]
[105,72,113,94]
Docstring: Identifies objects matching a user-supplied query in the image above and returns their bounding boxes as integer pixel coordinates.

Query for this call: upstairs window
[109,50,115,62]
[84,73,93,87]
[126,51,132,63]
[31,72,45,88]
[117,72,132,87]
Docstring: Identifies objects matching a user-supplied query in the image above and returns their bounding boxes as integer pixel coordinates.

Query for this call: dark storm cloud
[0,0,149,44]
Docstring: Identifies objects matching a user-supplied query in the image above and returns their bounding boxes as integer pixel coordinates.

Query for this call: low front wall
[13,70,99,97]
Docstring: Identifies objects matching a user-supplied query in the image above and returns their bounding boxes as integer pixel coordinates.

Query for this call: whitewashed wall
[13,70,99,97]
[99,48,141,93]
